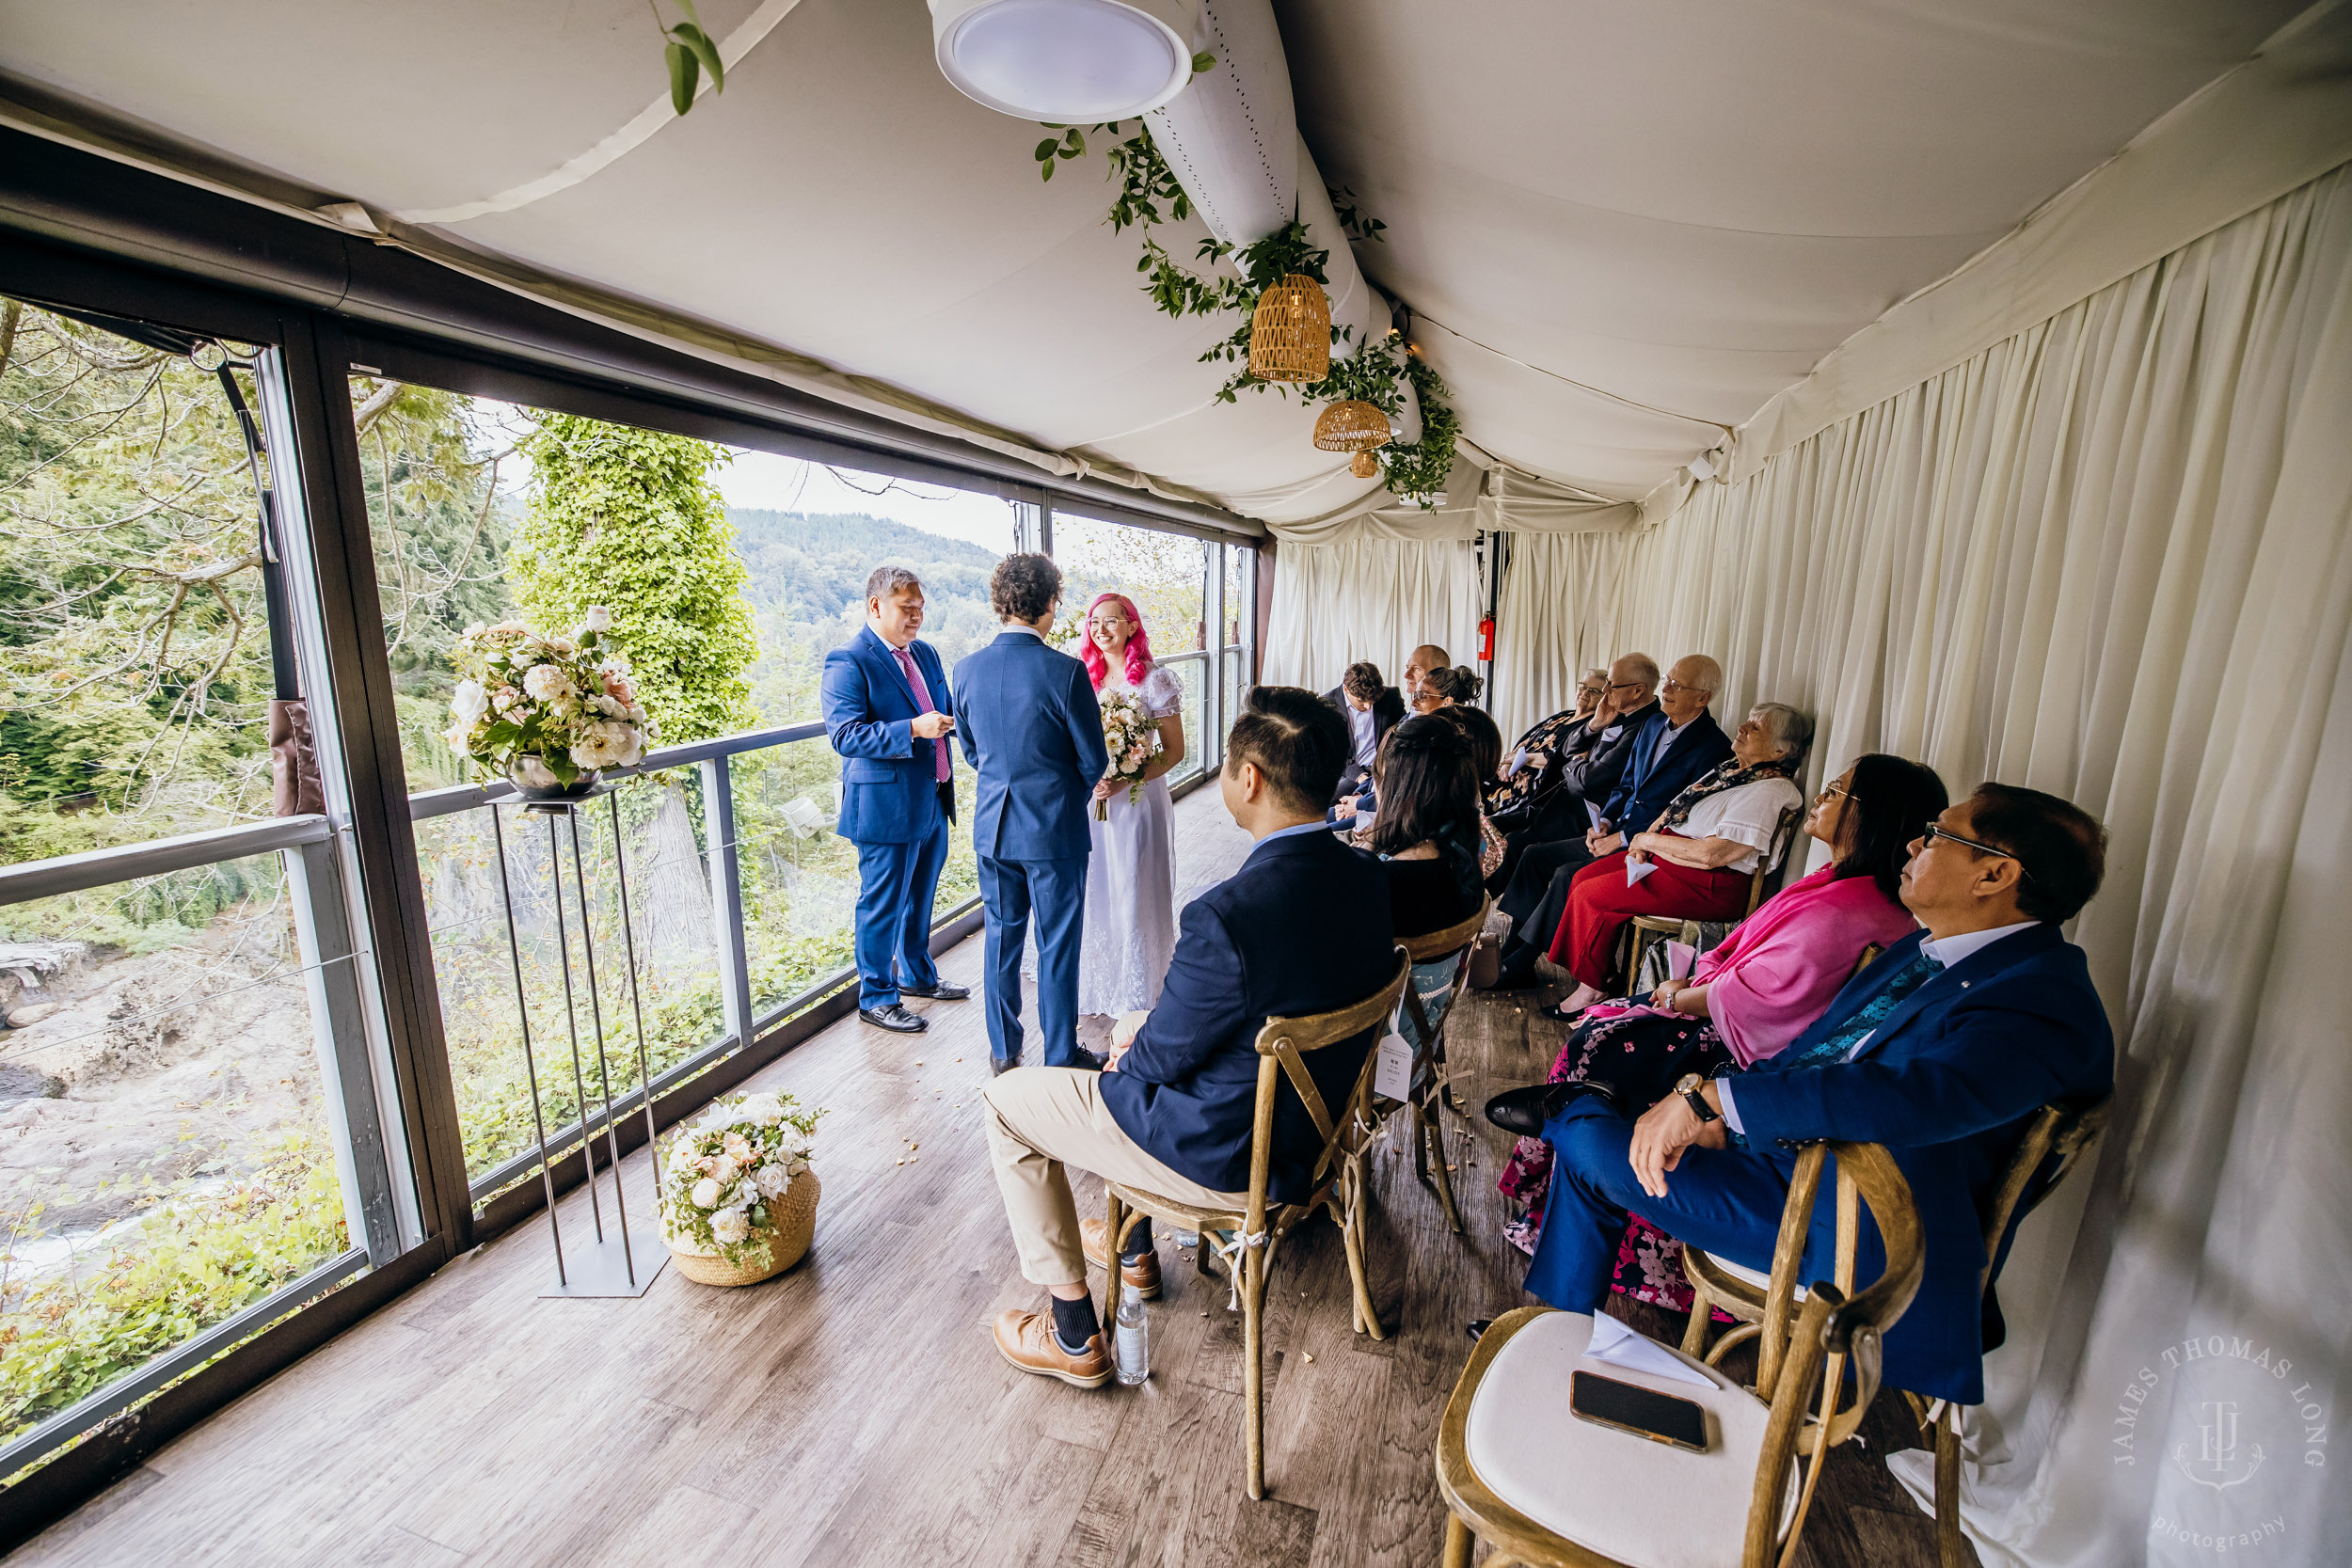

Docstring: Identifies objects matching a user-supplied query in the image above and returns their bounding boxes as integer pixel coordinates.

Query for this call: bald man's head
[1660,655,1722,724]
[1402,644,1452,703]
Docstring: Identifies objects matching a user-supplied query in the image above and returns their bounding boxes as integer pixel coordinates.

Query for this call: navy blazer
[820,626,957,846]
[951,629,1109,863]
[1599,707,1732,833]
[1102,827,1396,1203]
[1730,924,2114,1402]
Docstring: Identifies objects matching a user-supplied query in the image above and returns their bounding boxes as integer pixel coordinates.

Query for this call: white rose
[787,1156,810,1178]
[451,678,489,727]
[709,1154,739,1185]
[580,606,612,634]
[690,1177,721,1210]
[709,1208,751,1243]
[523,663,571,703]
[754,1162,791,1199]
[737,1093,782,1123]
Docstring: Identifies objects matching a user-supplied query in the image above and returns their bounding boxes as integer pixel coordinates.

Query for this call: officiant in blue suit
[954,553,1109,1072]
[822,565,969,1035]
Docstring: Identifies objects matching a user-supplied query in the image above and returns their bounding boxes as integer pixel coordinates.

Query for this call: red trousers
[1547,847,1752,990]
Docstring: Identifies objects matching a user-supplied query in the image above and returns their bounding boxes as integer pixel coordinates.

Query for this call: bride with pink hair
[1077,592,1187,1017]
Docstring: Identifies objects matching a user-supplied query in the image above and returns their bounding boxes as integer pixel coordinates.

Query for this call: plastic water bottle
[1173,1228,1200,1248]
[1115,1282,1150,1385]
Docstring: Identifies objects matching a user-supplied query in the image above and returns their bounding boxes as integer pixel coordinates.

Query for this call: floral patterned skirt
[1495,1006,1736,1314]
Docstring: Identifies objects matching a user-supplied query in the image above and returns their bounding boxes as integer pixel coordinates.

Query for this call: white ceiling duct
[1142,0,1293,248]
[930,0,1197,121]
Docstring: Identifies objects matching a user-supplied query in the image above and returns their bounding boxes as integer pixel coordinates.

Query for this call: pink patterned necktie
[892,645,951,783]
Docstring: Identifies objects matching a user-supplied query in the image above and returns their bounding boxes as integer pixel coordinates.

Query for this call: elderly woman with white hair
[1535,702,1812,1019]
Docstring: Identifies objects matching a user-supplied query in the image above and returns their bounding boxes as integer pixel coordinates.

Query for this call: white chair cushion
[1464,1311,1795,1568]
[1702,1251,1804,1299]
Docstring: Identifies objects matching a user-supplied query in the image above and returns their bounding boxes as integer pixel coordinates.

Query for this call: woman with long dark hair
[1486,752,1947,1279]
[1367,715,1486,937]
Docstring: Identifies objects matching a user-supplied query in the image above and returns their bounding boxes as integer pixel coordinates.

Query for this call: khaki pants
[982,1066,1248,1287]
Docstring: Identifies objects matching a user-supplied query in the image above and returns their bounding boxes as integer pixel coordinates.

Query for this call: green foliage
[510,415,758,745]
[0,300,277,854]
[0,1133,347,1443]
[652,0,723,117]
[1378,355,1462,507]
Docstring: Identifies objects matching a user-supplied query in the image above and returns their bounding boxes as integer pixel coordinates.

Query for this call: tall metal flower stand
[488,784,668,1298]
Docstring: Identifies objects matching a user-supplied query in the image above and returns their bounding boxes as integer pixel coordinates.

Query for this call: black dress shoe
[1484,1079,1621,1136]
[859,1004,928,1034]
[991,1056,1021,1076]
[899,981,970,1001]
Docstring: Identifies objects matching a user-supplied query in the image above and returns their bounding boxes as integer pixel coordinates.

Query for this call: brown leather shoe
[1080,1215,1163,1299]
[993,1307,1111,1387]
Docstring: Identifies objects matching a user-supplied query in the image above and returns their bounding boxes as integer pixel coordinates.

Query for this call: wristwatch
[1675,1072,1719,1124]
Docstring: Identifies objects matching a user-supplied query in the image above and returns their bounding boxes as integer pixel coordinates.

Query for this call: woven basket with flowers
[660,1090,824,1287]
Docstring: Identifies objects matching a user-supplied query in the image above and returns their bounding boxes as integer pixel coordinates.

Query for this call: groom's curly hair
[991,553,1062,624]
[1226,686,1348,814]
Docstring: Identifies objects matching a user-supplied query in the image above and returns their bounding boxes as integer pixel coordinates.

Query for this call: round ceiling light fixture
[930,0,1198,122]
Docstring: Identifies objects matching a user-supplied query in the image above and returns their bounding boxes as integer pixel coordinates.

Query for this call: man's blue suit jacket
[1731,922,2114,1402]
[1102,827,1396,1203]
[950,629,1108,863]
[821,626,957,846]
[1599,707,1733,834]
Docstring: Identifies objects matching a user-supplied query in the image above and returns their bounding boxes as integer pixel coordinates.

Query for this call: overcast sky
[715,449,1019,553]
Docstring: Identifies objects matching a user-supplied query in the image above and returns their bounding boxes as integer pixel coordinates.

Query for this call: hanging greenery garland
[1024,122,1457,506]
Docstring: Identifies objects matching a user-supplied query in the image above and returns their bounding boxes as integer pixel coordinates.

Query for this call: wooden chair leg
[1703,1322,1760,1367]
[1341,1173,1386,1339]
[1680,1282,1715,1358]
[1442,1513,1473,1568]
[1102,1189,1126,1330]
[1243,1242,1266,1499]
[1425,1109,1464,1234]
[1935,1402,1972,1567]
[1411,1101,1432,1183]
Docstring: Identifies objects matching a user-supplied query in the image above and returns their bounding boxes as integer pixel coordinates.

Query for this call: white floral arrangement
[444,607,656,784]
[659,1090,823,1265]
[1096,689,1160,820]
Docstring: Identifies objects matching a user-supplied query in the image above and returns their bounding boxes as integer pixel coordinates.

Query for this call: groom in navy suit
[821,565,969,1035]
[1524,782,2114,1403]
[954,554,1109,1071]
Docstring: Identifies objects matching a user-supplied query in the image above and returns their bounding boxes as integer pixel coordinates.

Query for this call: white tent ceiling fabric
[1466,163,2352,1568]
[0,0,2333,530]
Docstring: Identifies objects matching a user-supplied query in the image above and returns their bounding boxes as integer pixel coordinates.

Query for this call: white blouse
[1104,663,1185,721]
[1668,775,1804,876]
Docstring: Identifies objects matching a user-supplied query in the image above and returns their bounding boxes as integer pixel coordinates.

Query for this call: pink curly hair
[1079,593,1154,690]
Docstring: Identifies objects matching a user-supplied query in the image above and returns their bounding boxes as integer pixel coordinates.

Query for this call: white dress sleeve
[1141,665,1185,720]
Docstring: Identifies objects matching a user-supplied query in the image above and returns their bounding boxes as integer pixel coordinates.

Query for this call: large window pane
[1051,515,1211,788]
[2,303,393,1456]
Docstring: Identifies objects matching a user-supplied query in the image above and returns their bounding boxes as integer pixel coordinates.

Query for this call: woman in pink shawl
[1489,752,1948,1297]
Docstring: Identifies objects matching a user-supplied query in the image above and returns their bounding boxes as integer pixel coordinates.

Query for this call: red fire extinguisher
[1478,615,1495,662]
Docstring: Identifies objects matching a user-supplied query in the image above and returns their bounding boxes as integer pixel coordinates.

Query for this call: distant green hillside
[726,509,1006,723]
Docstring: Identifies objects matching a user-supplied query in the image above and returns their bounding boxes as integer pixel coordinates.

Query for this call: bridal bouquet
[443,607,656,789]
[1097,689,1159,820]
[660,1090,822,1270]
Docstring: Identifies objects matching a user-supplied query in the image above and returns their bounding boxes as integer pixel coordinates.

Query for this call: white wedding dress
[1077,664,1183,1016]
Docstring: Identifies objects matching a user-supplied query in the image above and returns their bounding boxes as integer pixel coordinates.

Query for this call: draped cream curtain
[1261,535,1483,698]
[1534,163,2352,1567]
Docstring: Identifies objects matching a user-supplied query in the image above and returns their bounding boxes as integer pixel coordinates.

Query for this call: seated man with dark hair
[1519,782,2114,1404]
[982,686,1396,1386]
[1325,660,1405,805]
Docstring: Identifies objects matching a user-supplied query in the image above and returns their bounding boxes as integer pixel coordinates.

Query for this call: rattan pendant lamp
[1315,397,1391,479]
[1248,274,1330,382]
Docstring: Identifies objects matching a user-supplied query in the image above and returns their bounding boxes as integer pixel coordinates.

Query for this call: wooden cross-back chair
[1680,1097,2111,1567]
[1622,801,1809,993]
[1102,946,1410,1501]
[1392,895,1494,1237]
[1436,1141,1925,1568]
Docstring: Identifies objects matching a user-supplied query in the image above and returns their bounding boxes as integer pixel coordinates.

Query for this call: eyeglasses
[1920,823,2031,879]
[1814,782,1855,803]
[1660,679,1710,696]
[1606,679,1645,693]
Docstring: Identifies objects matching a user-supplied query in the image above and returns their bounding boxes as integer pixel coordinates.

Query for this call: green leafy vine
[1024,121,1457,502]
[650,0,725,117]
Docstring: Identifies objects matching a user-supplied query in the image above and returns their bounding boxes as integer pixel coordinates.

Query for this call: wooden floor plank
[14,786,1950,1568]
